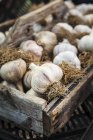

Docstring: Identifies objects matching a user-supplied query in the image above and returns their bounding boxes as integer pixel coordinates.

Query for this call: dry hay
[79,51,93,68]
[60,62,85,85]
[0,47,40,67]
[45,81,67,101]
[41,50,52,62]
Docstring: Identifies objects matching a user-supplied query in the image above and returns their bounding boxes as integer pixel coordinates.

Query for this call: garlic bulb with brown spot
[20,40,43,60]
[53,51,81,69]
[0,59,26,82]
[29,62,63,93]
[85,14,93,25]
[33,31,57,53]
[77,33,93,52]
[74,25,91,35]
[53,39,78,57]
[65,9,85,26]
[24,70,32,89]
[0,32,6,45]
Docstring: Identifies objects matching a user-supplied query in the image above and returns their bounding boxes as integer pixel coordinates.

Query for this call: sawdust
[59,62,85,85]
[79,52,93,68]
[45,81,67,101]
[0,47,40,67]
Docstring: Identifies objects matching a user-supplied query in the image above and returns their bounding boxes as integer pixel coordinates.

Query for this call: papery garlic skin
[20,40,43,58]
[53,39,78,57]
[85,14,93,25]
[24,70,32,89]
[30,63,63,93]
[53,51,81,69]
[32,23,43,33]
[74,25,91,34]
[76,4,93,15]
[52,22,75,34]
[26,89,39,97]
[0,32,6,45]
[34,31,57,53]
[1,81,16,89]
[0,59,26,82]
[77,34,93,52]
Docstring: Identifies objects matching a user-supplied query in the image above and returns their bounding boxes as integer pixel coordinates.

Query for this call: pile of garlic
[1,2,93,102]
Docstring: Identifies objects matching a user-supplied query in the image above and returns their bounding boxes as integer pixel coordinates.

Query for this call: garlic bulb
[76,4,93,15]
[44,14,53,24]
[53,39,78,57]
[77,33,93,52]
[53,51,81,69]
[0,32,6,45]
[20,40,43,59]
[29,62,63,93]
[32,23,43,32]
[33,31,57,53]
[0,59,26,82]
[65,9,85,25]
[74,25,91,34]
[85,14,93,25]
[24,70,32,89]
[52,23,75,38]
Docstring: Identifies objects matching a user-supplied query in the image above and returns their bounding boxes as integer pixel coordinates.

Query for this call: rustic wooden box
[0,0,93,137]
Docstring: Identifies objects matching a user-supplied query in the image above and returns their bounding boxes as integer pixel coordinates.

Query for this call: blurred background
[0,0,93,23]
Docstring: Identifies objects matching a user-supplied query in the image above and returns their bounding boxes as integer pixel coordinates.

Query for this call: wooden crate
[0,0,93,137]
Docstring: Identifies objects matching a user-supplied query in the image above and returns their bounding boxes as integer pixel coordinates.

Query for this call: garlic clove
[53,39,78,57]
[77,35,93,52]
[30,63,63,93]
[19,40,43,59]
[74,25,91,34]
[0,32,6,45]
[53,51,81,69]
[33,31,57,53]
[0,59,26,82]
[23,70,32,89]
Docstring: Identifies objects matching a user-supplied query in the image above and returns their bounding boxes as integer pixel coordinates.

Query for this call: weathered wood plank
[0,85,47,121]
[0,102,43,133]
[43,67,93,136]
[3,0,63,48]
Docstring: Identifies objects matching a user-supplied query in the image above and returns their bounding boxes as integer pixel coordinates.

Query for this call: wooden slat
[3,0,63,48]
[43,67,93,136]
[0,85,47,121]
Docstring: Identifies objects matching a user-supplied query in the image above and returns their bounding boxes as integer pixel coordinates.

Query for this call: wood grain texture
[43,67,93,136]
[3,0,63,48]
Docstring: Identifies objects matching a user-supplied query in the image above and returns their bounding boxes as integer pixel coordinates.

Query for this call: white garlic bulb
[29,62,63,93]
[53,51,81,69]
[33,31,57,53]
[23,70,32,89]
[20,40,43,59]
[74,25,91,34]
[53,39,78,57]
[76,4,93,15]
[0,32,6,45]
[0,59,26,82]
[77,33,93,52]
[32,23,43,32]
[52,22,75,35]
